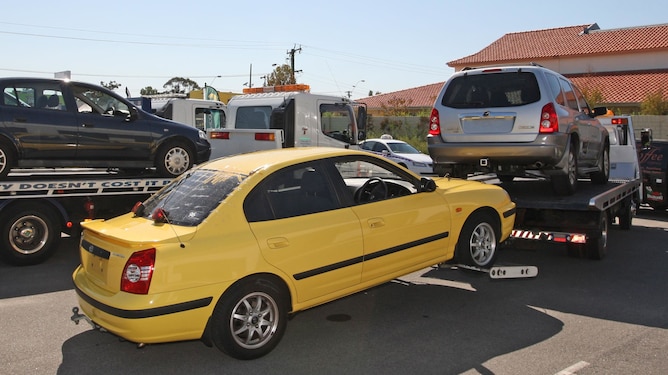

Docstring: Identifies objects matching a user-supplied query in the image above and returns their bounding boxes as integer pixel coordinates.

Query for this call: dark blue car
[0,78,211,178]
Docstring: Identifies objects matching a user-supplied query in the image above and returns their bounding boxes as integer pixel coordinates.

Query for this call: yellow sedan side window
[245,163,341,222]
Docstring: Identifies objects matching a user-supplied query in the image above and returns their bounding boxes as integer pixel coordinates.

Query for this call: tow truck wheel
[586,211,608,260]
[618,200,634,230]
[0,140,16,179]
[0,203,61,266]
[455,211,499,268]
[156,141,194,177]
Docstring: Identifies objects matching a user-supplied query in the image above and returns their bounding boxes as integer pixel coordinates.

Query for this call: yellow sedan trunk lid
[79,214,196,293]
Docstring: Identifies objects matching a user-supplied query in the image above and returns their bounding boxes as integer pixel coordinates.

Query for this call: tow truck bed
[501,179,640,211]
[498,178,640,259]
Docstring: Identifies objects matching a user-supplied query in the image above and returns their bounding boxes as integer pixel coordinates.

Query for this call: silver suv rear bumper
[427,133,569,171]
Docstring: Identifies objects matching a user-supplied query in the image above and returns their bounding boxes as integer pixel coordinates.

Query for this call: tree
[380,97,413,116]
[640,89,668,115]
[163,77,201,94]
[140,86,159,95]
[580,87,605,109]
[266,64,295,86]
[100,81,121,91]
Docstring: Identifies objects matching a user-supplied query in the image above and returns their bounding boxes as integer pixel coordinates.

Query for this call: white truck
[207,84,367,159]
[129,96,227,132]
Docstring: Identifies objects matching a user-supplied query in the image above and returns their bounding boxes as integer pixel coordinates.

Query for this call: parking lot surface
[1,208,667,374]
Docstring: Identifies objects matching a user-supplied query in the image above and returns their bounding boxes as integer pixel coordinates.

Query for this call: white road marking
[554,361,590,375]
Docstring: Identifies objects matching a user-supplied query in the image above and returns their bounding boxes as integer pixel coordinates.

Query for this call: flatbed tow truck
[446,114,641,278]
[501,114,642,260]
[0,169,172,265]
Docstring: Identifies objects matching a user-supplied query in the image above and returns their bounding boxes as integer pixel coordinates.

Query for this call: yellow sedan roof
[202,147,372,175]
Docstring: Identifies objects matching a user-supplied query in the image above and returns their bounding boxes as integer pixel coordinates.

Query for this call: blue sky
[1,0,665,98]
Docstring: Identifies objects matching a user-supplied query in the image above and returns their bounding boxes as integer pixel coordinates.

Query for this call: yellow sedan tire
[455,211,499,268]
[210,277,288,360]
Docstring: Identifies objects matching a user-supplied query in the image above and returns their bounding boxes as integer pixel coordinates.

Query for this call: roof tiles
[449,23,668,65]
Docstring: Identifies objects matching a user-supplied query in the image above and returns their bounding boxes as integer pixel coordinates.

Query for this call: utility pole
[287,45,301,84]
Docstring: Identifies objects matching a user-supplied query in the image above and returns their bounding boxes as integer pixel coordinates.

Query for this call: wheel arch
[0,133,19,167]
[154,135,196,155]
[468,206,502,238]
[0,198,67,227]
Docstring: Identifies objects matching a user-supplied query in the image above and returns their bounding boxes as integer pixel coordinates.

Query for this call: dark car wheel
[551,143,578,195]
[210,277,288,360]
[0,204,61,265]
[156,141,194,177]
[0,141,15,179]
[590,145,610,185]
[455,211,499,268]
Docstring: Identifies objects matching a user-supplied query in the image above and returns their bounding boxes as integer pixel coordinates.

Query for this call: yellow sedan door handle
[267,237,289,249]
[367,218,385,229]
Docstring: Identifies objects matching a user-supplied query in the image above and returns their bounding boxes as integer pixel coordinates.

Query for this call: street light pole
[207,75,221,88]
[348,79,365,98]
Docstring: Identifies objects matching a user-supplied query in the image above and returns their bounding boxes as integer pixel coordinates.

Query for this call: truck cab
[225,85,366,149]
[130,97,227,132]
[598,115,641,181]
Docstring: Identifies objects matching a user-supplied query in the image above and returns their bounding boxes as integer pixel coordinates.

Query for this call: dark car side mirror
[126,106,139,122]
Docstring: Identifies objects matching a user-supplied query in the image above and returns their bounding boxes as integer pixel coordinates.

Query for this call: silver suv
[427,64,610,195]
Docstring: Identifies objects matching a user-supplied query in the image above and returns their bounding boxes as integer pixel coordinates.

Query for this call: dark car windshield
[442,71,540,108]
[140,169,246,226]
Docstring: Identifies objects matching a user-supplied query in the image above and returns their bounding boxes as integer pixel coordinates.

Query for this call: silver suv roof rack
[461,62,544,71]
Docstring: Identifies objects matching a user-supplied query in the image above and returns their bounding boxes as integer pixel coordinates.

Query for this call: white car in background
[359,135,434,174]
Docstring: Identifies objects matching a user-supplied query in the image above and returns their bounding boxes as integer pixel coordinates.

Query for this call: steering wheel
[355,177,388,203]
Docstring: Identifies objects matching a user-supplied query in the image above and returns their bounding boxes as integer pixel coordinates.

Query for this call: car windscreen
[140,169,246,226]
[441,71,540,108]
[388,142,420,154]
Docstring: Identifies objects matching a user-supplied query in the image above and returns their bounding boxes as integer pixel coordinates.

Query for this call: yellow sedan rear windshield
[140,169,246,226]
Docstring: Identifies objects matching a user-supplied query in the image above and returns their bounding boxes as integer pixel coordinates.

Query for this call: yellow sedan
[72,147,516,359]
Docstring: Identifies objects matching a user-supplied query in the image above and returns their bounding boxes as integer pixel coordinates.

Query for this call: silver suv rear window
[441,72,540,109]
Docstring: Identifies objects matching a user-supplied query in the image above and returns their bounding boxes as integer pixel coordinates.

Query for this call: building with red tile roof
[359,23,668,115]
